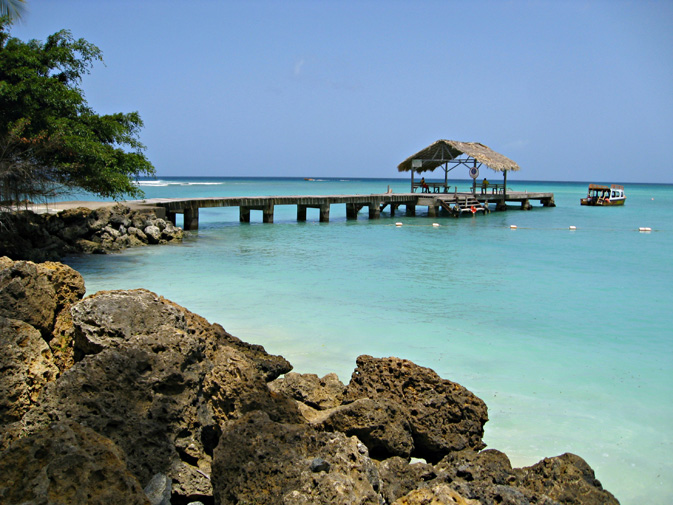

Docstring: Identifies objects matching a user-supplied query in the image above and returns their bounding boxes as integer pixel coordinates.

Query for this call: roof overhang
[397,140,521,174]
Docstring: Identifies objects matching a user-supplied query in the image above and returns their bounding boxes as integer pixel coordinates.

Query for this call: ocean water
[61,177,673,505]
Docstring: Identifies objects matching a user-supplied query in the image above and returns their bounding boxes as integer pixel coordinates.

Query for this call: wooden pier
[140,191,555,230]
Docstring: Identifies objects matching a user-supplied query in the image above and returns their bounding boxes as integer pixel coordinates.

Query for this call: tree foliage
[0,1,26,21]
[0,18,155,207]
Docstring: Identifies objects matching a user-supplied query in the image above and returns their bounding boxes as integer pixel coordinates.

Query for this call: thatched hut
[397,140,520,194]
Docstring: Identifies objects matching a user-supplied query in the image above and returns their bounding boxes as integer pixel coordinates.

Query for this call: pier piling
[184,207,199,230]
[144,191,554,230]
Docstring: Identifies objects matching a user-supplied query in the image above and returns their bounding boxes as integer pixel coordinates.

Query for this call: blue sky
[8,0,673,183]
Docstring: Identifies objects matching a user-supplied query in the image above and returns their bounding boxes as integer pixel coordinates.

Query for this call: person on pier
[420,177,429,193]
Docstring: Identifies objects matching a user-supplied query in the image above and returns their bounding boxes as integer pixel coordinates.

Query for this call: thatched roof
[397,140,520,173]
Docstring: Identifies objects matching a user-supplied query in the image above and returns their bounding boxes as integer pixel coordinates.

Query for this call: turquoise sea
[61,177,672,505]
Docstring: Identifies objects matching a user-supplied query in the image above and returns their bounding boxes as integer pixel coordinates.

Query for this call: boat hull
[581,198,626,206]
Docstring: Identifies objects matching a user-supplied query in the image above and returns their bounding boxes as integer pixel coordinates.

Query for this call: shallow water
[63,177,673,504]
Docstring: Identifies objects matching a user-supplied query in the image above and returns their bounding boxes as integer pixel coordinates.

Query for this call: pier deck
[140,191,555,230]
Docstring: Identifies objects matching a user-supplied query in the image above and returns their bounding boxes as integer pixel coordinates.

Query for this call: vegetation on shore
[0,17,154,213]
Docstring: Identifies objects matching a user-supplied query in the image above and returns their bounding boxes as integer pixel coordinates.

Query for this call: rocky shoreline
[0,257,620,504]
[0,204,183,262]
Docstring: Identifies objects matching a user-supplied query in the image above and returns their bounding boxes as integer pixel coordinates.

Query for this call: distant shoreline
[135,176,673,186]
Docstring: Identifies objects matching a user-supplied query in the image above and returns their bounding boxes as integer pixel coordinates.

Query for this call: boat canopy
[588,184,611,191]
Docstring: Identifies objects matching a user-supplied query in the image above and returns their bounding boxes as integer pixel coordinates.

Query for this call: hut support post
[472,159,477,194]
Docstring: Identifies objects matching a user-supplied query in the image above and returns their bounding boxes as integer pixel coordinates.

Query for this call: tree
[0,0,26,21]
[0,19,155,209]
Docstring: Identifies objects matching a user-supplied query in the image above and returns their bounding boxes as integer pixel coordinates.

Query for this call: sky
[7,0,673,183]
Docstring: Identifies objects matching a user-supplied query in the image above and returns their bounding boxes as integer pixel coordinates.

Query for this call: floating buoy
[395,222,403,227]
[569,226,576,230]
[432,223,440,227]
[638,227,652,232]
[510,225,517,229]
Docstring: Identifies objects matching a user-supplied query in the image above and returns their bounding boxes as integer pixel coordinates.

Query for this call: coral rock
[344,355,489,462]
[0,420,149,505]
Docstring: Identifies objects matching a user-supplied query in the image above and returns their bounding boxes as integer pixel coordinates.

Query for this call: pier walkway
[141,191,555,230]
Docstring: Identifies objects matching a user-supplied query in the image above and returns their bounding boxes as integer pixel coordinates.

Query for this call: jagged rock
[49,306,77,371]
[129,226,146,240]
[5,340,193,479]
[60,221,88,241]
[71,289,189,355]
[0,316,59,425]
[84,206,111,231]
[203,345,300,423]
[514,453,620,505]
[0,211,52,262]
[212,410,381,505]
[144,473,172,505]
[0,258,86,413]
[0,420,150,505]
[128,234,149,248]
[312,397,414,459]
[103,225,121,238]
[41,260,87,309]
[377,457,438,504]
[2,288,297,503]
[70,288,292,380]
[270,371,345,410]
[0,258,85,340]
[344,355,489,463]
[0,260,56,337]
[162,221,181,240]
[392,483,480,505]
[436,449,517,487]
[0,204,183,261]
[75,237,106,254]
[310,457,331,473]
[109,207,133,228]
[115,234,132,248]
[204,321,293,382]
[431,449,549,505]
[144,225,162,244]
[170,460,212,502]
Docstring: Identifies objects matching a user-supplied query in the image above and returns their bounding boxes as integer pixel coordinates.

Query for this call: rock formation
[0,420,150,505]
[0,204,183,262]
[0,257,620,505]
